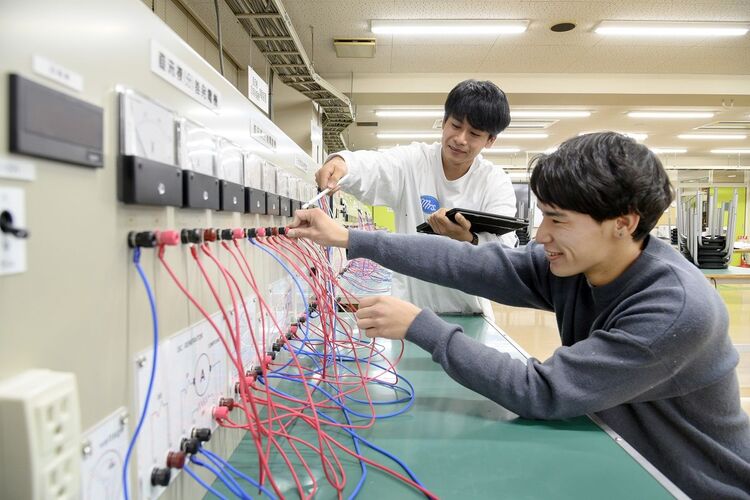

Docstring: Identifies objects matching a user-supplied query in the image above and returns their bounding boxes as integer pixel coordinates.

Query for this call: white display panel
[177,118,217,176]
[119,89,176,165]
[81,408,129,500]
[217,138,244,184]
[262,161,277,194]
[243,153,263,189]
[134,312,230,500]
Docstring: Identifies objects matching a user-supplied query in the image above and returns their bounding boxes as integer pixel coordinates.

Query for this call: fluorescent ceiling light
[377,132,441,140]
[711,149,750,154]
[371,19,529,35]
[376,109,443,118]
[678,134,747,140]
[511,110,590,118]
[482,147,521,154]
[508,121,555,129]
[594,20,749,37]
[579,131,647,141]
[498,133,548,139]
[628,111,715,119]
[650,148,687,154]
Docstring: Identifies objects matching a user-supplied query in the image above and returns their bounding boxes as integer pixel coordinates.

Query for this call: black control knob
[191,428,212,442]
[150,467,171,486]
[180,437,201,454]
[127,231,156,248]
[0,211,28,238]
[181,228,202,244]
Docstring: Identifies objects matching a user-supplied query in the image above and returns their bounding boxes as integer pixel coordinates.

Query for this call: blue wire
[194,451,249,498]
[183,462,230,500]
[199,448,277,499]
[122,247,160,500]
[341,405,367,499]
[259,381,426,488]
[189,455,250,499]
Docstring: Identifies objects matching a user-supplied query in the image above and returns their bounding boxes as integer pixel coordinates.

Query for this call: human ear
[615,214,640,238]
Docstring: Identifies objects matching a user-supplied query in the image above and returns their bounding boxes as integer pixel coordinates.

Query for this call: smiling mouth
[448,145,466,154]
[545,250,563,258]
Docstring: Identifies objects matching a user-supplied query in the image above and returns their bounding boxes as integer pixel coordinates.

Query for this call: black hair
[529,132,674,241]
[443,79,510,137]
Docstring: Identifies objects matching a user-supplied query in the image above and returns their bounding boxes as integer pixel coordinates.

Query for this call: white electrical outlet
[0,186,28,275]
[0,369,82,500]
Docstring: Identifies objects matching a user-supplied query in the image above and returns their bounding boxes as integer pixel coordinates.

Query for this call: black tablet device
[416,208,528,236]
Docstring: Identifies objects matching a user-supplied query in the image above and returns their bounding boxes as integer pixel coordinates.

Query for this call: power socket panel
[0,369,82,500]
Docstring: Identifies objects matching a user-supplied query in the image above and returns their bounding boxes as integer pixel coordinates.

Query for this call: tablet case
[416,208,527,236]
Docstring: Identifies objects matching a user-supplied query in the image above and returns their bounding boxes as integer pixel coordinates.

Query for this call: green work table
[212,315,682,499]
[702,265,750,286]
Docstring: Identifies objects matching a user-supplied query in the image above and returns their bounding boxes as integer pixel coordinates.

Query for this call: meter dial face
[218,140,243,184]
[243,153,263,189]
[120,91,175,165]
[180,120,216,176]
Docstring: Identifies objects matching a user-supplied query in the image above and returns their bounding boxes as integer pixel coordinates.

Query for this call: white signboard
[150,40,220,111]
[247,66,269,114]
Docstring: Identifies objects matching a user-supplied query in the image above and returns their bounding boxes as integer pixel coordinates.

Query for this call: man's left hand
[426,208,473,242]
[355,296,422,340]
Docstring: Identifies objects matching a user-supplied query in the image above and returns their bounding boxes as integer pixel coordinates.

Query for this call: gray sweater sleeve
[405,307,690,420]
[347,230,706,420]
[348,229,554,310]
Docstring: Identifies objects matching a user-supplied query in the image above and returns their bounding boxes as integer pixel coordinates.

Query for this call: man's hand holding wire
[287,208,349,248]
[355,296,422,340]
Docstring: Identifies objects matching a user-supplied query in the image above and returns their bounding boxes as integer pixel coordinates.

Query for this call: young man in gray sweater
[288,132,750,498]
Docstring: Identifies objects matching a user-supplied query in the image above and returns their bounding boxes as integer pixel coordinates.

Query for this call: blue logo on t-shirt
[420,195,440,214]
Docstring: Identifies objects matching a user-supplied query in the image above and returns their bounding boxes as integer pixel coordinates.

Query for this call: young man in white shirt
[315,79,517,316]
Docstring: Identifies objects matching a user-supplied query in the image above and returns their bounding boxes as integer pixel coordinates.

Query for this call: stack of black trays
[679,234,731,269]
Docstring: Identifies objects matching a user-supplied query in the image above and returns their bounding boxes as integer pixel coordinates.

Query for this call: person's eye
[470,132,480,137]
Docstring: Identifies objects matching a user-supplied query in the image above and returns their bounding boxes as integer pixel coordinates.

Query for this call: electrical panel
[9,74,103,168]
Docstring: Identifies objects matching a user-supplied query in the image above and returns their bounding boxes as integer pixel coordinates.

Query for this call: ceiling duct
[334,38,376,58]
[228,0,354,152]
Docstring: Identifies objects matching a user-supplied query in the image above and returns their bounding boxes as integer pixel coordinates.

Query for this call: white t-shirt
[334,142,517,316]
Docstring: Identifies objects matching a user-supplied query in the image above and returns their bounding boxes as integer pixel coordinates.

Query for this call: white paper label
[32,55,83,92]
[0,158,35,181]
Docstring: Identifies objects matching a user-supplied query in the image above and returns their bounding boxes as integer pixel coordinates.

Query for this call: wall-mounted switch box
[0,186,28,275]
